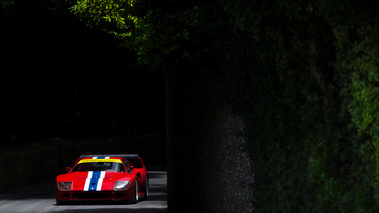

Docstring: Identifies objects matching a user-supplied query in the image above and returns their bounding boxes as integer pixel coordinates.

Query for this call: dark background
[1,0,165,145]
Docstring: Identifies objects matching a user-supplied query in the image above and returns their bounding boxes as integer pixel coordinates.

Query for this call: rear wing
[80,154,139,159]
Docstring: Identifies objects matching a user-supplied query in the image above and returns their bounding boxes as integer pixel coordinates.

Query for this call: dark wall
[165,70,253,213]
[0,134,166,193]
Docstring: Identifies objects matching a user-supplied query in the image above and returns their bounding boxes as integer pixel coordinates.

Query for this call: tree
[225,0,379,212]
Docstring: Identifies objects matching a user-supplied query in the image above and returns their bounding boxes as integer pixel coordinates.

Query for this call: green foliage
[67,0,136,36]
[334,22,379,210]
[225,1,318,211]
[225,0,379,212]
[67,0,229,70]
[0,0,16,18]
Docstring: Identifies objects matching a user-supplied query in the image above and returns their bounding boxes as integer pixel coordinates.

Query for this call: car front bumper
[56,189,135,202]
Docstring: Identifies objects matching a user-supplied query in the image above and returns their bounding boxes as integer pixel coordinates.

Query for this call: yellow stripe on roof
[78,159,122,164]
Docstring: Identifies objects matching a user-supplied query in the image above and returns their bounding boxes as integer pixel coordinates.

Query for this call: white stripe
[96,157,109,191]
[84,171,93,191]
[96,171,106,191]
[92,157,97,159]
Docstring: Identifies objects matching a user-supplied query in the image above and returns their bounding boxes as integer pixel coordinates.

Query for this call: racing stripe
[96,171,106,191]
[88,171,101,191]
[95,156,110,159]
[83,156,109,191]
[84,171,93,191]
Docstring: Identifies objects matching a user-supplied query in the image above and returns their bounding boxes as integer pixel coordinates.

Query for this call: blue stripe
[88,171,101,191]
[97,157,106,159]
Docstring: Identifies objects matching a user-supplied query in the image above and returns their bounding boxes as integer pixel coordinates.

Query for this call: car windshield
[72,162,123,172]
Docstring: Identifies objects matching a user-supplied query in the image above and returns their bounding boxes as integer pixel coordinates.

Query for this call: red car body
[55,154,149,204]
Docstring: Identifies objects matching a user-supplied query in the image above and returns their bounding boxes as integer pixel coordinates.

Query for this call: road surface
[0,171,167,213]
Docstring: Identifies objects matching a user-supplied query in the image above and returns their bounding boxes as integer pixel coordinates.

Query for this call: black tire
[56,200,65,205]
[133,179,139,204]
[142,177,149,201]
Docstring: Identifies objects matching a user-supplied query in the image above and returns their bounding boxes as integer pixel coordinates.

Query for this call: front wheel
[142,177,149,200]
[133,179,139,204]
[56,200,66,205]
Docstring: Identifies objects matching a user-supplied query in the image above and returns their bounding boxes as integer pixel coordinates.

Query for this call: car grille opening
[73,192,112,199]
[115,193,124,197]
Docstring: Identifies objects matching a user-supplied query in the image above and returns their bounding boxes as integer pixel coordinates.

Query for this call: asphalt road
[0,171,167,213]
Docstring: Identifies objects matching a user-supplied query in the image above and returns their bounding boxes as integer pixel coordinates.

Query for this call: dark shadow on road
[55,208,167,213]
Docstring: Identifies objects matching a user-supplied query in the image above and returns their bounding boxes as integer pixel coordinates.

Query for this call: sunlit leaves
[330,10,379,212]
[68,0,137,35]
[67,0,205,69]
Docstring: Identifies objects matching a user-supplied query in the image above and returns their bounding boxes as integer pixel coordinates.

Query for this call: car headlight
[58,182,72,191]
[114,181,130,191]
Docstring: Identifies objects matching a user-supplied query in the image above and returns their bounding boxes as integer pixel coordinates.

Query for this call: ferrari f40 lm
[55,154,149,204]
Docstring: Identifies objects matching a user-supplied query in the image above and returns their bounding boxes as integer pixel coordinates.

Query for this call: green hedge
[225,0,379,212]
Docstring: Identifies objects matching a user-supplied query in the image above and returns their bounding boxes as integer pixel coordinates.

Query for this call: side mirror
[127,166,134,173]
[66,167,72,173]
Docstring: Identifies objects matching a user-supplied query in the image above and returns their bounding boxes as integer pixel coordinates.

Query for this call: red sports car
[56,154,149,204]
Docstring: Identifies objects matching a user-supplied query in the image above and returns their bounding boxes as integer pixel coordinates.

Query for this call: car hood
[57,171,132,191]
